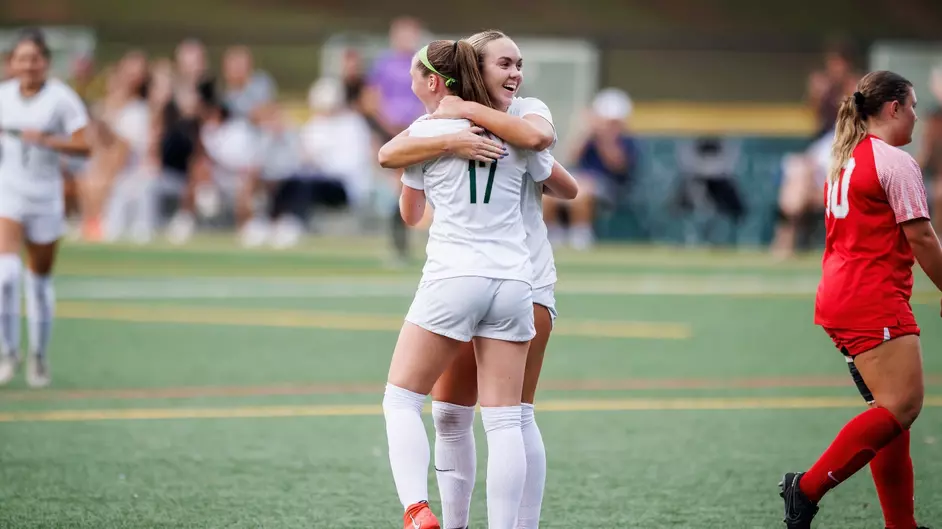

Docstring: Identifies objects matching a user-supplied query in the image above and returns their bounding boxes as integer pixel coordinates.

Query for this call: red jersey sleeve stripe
[872,138,931,223]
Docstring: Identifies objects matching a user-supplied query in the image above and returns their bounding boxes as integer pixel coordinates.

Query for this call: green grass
[0,237,940,528]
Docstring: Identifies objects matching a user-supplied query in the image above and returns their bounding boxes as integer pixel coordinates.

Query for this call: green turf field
[0,237,939,528]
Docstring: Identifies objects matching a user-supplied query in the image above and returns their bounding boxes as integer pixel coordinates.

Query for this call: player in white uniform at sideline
[0,29,91,388]
[381,39,577,529]
[378,29,573,529]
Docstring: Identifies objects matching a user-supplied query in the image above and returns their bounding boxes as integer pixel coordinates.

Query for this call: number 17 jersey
[814,134,930,329]
[402,117,555,284]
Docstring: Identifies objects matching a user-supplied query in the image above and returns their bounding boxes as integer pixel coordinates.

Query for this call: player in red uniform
[780,71,942,529]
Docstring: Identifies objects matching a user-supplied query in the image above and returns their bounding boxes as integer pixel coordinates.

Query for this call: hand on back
[447,126,506,163]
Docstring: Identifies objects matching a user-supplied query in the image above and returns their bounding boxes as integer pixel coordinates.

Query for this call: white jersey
[0,78,88,205]
[402,116,554,284]
[509,97,558,289]
[111,99,151,171]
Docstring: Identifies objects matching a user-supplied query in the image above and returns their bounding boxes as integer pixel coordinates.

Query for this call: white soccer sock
[0,254,22,359]
[516,404,546,529]
[481,406,527,529]
[383,383,430,510]
[432,401,477,529]
[24,270,54,360]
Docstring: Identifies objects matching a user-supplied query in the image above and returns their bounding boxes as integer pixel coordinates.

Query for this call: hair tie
[852,91,865,113]
[417,44,457,88]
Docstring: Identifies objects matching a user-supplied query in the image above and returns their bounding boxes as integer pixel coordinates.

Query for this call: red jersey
[814,135,931,329]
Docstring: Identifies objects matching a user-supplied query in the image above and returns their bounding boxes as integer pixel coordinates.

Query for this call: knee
[880,389,924,429]
[432,401,475,440]
[0,253,22,280]
[383,383,426,415]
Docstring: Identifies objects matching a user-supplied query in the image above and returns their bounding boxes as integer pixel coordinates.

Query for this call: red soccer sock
[871,428,917,529]
[800,406,903,503]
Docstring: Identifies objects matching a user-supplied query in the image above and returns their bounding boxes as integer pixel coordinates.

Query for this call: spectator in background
[101,53,159,244]
[341,48,366,108]
[342,46,392,161]
[544,88,639,250]
[807,39,859,140]
[196,87,263,245]
[250,104,307,249]
[222,45,276,121]
[237,79,377,249]
[174,38,208,95]
[79,50,152,241]
[163,39,212,244]
[367,16,426,138]
[299,77,375,213]
[917,64,942,233]
[771,40,860,258]
[366,16,426,263]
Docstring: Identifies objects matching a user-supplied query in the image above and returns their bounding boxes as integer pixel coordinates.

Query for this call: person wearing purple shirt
[368,17,426,137]
[364,17,427,264]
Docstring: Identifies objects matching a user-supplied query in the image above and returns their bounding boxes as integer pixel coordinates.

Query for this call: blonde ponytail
[828,71,914,182]
[452,40,493,109]
[828,94,867,183]
[418,39,493,108]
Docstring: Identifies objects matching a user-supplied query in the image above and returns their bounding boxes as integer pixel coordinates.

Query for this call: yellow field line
[3,396,941,423]
[56,302,691,340]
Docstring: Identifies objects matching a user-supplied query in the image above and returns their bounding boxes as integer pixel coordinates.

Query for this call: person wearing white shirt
[0,30,91,388]
[101,56,160,244]
[300,77,376,212]
[379,39,576,529]
[377,30,577,529]
[196,97,263,245]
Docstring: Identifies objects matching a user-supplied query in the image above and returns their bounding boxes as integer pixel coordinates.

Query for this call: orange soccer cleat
[403,501,440,529]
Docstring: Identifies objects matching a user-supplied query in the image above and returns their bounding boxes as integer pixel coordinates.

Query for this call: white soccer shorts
[405,276,535,343]
[0,189,65,245]
[532,283,558,327]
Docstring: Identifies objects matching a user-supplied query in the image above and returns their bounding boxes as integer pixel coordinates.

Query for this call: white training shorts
[405,276,535,343]
[0,187,65,245]
[532,283,558,327]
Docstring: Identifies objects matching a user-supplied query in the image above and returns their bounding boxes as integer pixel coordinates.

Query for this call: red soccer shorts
[823,316,921,357]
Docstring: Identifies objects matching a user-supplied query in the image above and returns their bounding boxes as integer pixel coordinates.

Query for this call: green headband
[418,45,456,88]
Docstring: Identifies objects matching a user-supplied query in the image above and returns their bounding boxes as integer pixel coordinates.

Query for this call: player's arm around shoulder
[436,95,555,151]
[378,126,505,169]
